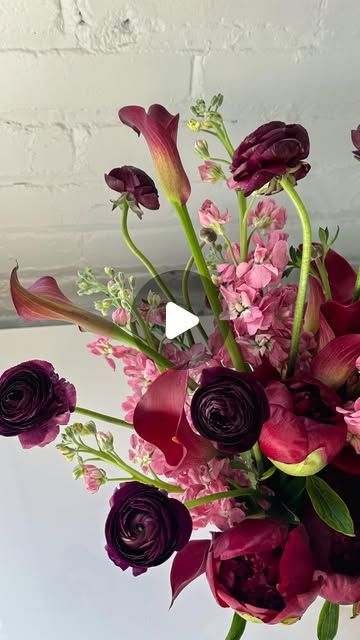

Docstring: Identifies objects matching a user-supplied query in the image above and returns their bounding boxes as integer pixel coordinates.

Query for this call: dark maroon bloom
[171,520,320,623]
[259,375,347,475]
[105,165,160,213]
[352,125,360,160]
[0,360,76,449]
[229,121,310,196]
[190,367,269,453]
[305,469,360,604]
[105,482,192,576]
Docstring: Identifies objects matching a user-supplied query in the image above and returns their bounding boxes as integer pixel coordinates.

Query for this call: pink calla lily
[10,267,150,353]
[119,104,191,205]
[311,334,360,388]
[133,369,215,468]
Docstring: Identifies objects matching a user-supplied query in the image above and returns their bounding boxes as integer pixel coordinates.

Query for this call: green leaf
[260,465,276,481]
[225,614,247,640]
[306,476,355,536]
[317,601,339,640]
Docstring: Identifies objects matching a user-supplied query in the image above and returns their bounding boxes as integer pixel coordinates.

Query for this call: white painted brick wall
[1,0,360,326]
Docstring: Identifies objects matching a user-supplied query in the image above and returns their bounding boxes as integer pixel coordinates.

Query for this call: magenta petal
[278,526,314,599]
[315,570,360,605]
[133,369,189,467]
[170,540,210,604]
[304,277,324,334]
[212,519,288,560]
[324,249,356,304]
[147,104,179,143]
[311,334,360,388]
[318,312,336,350]
[321,299,360,336]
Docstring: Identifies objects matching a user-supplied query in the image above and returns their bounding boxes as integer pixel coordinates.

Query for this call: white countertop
[0,325,357,640]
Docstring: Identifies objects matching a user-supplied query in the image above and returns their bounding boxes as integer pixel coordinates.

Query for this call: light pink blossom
[248,199,287,231]
[221,285,265,336]
[337,399,360,454]
[86,337,129,371]
[198,160,222,183]
[112,307,130,326]
[83,464,106,493]
[198,199,230,228]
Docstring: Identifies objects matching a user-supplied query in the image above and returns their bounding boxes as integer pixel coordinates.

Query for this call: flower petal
[321,299,360,336]
[324,249,356,304]
[133,369,189,467]
[311,334,360,388]
[170,539,210,604]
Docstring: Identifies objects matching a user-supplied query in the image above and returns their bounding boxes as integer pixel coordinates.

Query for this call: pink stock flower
[337,399,360,454]
[198,160,223,183]
[83,465,106,494]
[198,199,230,228]
[248,199,287,231]
[87,337,128,371]
[119,104,191,205]
[220,285,265,336]
[112,307,130,326]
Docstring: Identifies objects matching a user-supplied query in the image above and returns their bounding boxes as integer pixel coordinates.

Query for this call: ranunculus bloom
[228,121,310,196]
[118,104,191,205]
[0,360,76,448]
[259,375,347,475]
[104,165,160,214]
[198,199,230,228]
[171,520,319,623]
[352,125,360,160]
[105,482,192,576]
[305,469,360,604]
[190,367,269,453]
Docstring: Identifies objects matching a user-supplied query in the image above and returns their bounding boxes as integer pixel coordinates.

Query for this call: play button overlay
[165,302,199,339]
[134,269,228,369]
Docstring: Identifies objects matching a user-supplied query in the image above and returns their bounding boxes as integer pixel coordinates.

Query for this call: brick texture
[1,0,359,326]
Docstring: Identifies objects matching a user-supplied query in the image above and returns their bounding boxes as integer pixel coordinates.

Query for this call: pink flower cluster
[215,199,316,375]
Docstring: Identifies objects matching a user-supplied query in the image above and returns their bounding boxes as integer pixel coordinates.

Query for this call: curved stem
[316,258,332,301]
[352,266,360,302]
[208,156,231,165]
[185,488,257,510]
[280,177,312,376]
[74,406,133,429]
[121,203,175,302]
[223,233,238,266]
[131,306,157,352]
[174,203,247,372]
[182,246,209,343]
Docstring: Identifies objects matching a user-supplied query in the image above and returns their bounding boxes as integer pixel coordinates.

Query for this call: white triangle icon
[165,302,199,339]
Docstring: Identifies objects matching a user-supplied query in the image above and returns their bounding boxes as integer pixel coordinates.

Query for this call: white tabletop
[0,325,357,640]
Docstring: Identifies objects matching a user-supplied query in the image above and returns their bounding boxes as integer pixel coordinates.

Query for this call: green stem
[222,233,238,265]
[280,177,312,377]
[317,258,332,301]
[174,203,247,372]
[208,156,231,165]
[121,203,175,302]
[185,488,257,510]
[74,406,133,429]
[131,306,157,352]
[182,247,209,343]
[237,191,248,260]
[352,267,360,302]
[252,442,264,477]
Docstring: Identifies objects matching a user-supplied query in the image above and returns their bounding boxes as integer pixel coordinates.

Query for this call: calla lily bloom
[311,334,360,389]
[118,104,191,205]
[133,369,214,468]
[10,267,159,359]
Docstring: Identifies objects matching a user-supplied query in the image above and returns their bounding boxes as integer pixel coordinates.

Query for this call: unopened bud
[200,227,218,244]
[97,431,114,451]
[194,139,210,159]
[57,444,76,461]
[187,119,201,132]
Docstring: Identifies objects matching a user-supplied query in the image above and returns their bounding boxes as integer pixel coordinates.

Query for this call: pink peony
[248,199,287,231]
[198,199,230,228]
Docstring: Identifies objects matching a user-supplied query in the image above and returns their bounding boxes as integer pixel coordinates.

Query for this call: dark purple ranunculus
[305,469,360,604]
[190,367,269,453]
[0,359,76,449]
[352,125,360,160]
[105,482,192,576]
[228,121,310,196]
[104,165,160,212]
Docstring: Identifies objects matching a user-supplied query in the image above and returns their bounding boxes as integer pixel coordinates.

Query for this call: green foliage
[317,601,339,640]
[225,614,247,640]
[306,476,355,536]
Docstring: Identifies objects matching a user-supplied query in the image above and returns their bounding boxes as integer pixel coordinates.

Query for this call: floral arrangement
[3,96,360,639]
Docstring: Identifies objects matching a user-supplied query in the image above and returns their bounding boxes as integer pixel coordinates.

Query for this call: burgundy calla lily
[310,334,360,389]
[133,369,215,468]
[10,267,148,351]
[118,104,191,205]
